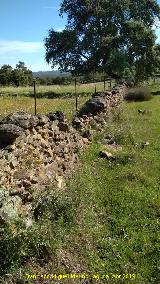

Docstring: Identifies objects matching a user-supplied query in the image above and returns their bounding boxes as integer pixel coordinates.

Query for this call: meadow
[0,84,160,283]
[0,82,106,97]
[0,82,107,121]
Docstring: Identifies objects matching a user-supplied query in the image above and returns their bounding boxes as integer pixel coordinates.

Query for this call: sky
[0,0,66,71]
[0,0,160,72]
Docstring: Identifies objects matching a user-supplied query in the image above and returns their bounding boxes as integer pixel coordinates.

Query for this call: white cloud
[0,40,43,55]
[27,62,52,72]
[153,18,160,29]
[55,27,64,32]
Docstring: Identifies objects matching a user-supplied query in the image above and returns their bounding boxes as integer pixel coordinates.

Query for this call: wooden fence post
[75,78,78,111]
[34,80,37,115]
[95,84,97,95]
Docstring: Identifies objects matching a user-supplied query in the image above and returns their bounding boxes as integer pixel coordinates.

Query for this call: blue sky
[0,0,160,72]
[0,0,66,71]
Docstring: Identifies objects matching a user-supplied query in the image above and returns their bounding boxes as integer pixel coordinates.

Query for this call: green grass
[0,94,160,284]
[0,82,107,97]
[0,82,110,122]
[0,95,91,122]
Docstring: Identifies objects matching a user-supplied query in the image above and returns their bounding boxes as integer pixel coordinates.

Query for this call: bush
[124,87,152,101]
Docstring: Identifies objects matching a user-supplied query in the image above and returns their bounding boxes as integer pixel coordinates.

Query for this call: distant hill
[33,70,71,78]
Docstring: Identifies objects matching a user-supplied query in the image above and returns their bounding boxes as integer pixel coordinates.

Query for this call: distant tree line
[35,75,74,85]
[35,71,109,85]
[0,62,34,87]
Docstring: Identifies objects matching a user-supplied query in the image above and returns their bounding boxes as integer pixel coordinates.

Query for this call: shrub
[124,87,152,101]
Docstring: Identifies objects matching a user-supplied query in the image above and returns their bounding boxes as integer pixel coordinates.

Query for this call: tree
[0,65,13,86]
[45,0,160,82]
[12,61,33,86]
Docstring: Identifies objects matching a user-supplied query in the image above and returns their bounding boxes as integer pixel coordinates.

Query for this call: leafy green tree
[0,65,13,86]
[12,61,33,86]
[45,0,160,82]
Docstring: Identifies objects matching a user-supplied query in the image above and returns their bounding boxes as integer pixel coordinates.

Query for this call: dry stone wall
[73,83,126,130]
[0,83,127,225]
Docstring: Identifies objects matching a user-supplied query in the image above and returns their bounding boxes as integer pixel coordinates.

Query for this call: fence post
[154,76,156,84]
[34,80,37,115]
[104,76,106,91]
[75,78,78,111]
[95,84,97,95]
[109,79,112,90]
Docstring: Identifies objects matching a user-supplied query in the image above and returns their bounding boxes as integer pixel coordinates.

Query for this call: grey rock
[79,97,106,116]
[94,116,106,124]
[37,115,49,125]
[82,130,92,141]
[99,151,114,160]
[0,112,39,129]
[0,189,22,223]
[58,122,69,132]
[0,124,24,146]
[72,117,83,129]
[47,111,65,122]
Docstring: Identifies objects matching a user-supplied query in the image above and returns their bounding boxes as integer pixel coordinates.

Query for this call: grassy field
[0,82,109,122]
[0,95,91,122]
[0,93,160,284]
[0,82,107,97]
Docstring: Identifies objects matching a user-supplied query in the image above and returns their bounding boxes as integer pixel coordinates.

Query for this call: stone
[40,138,49,148]
[58,122,69,132]
[141,142,150,148]
[13,169,30,180]
[82,130,92,141]
[10,159,18,169]
[72,117,83,129]
[37,115,49,125]
[99,151,114,160]
[48,122,59,131]
[4,144,16,152]
[94,116,106,124]
[0,189,22,223]
[9,189,22,196]
[81,115,89,120]
[79,98,106,115]
[48,130,53,136]
[0,112,39,129]
[29,176,38,184]
[22,180,32,188]
[48,137,54,143]
[105,91,112,96]
[56,176,64,189]
[47,111,65,122]
[82,138,91,145]
[20,191,33,202]
[0,124,24,147]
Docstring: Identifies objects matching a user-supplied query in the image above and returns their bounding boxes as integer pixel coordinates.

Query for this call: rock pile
[0,84,127,224]
[73,84,126,129]
[0,111,84,223]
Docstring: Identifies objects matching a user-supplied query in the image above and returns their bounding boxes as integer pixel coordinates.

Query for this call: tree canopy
[0,62,33,86]
[45,0,160,82]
